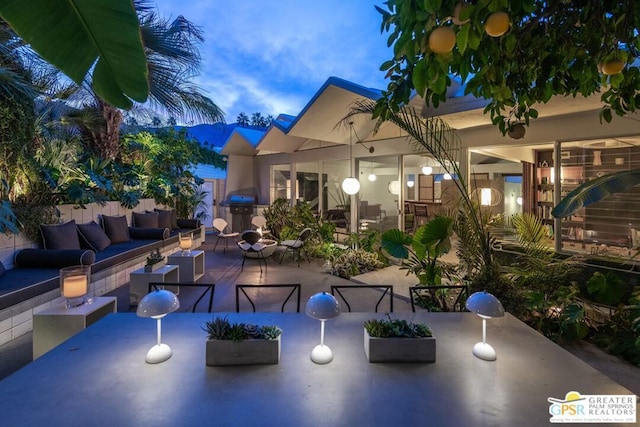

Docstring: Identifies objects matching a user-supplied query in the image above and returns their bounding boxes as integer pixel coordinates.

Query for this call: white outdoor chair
[212,218,239,253]
[238,230,268,274]
[250,215,271,237]
[279,228,312,267]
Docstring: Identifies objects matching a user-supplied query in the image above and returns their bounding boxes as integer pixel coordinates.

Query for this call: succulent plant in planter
[203,315,282,365]
[144,249,165,272]
[363,315,436,363]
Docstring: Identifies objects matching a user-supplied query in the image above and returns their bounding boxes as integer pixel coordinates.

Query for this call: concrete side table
[129,264,179,305]
[33,296,117,359]
[167,250,205,283]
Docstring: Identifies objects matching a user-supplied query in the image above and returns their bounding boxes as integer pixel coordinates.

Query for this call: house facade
[220,76,640,256]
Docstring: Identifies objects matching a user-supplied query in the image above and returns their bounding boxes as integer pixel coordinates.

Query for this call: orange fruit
[485,11,510,37]
[602,59,625,75]
[452,3,470,25]
[429,27,456,54]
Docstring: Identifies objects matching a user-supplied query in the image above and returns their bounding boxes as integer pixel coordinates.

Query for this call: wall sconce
[137,290,180,364]
[387,180,400,195]
[179,232,193,255]
[305,292,340,364]
[60,265,91,308]
[465,291,504,361]
[480,188,492,206]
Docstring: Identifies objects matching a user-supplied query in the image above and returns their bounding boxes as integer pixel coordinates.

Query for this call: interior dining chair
[212,218,240,253]
[279,228,312,267]
[238,230,267,274]
[330,285,394,313]
[235,283,301,312]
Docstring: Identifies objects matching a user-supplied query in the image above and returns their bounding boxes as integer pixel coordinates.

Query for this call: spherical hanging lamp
[421,165,433,175]
[342,122,360,195]
[368,173,377,182]
[428,27,456,54]
[342,177,360,195]
[485,11,510,37]
[443,173,452,180]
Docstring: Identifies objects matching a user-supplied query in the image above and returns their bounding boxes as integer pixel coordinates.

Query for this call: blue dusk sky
[152,0,393,124]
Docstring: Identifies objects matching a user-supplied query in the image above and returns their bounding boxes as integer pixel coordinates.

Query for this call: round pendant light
[421,165,433,175]
[342,177,360,195]
[368,173,377,182]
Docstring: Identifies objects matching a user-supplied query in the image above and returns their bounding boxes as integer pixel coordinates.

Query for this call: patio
[0,239,640,424]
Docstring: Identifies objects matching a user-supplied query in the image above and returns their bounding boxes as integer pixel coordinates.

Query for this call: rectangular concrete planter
[206,335,281,366]
[364,329,436,363]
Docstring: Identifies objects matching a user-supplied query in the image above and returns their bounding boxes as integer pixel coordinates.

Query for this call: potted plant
[203,315,282,366]
[363,315,436,363]
[144,249,165,272]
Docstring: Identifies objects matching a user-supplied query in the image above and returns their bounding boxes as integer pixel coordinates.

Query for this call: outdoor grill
[225,193,256,232]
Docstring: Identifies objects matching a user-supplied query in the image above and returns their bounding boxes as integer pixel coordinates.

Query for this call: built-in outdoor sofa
[0,208,203,344]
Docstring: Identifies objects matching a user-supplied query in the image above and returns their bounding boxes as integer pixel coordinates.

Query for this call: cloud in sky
[153,0,392,123]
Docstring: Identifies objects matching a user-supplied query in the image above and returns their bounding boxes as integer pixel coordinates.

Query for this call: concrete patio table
[0,312,634,426]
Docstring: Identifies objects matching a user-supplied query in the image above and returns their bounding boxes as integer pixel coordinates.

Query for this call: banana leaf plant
[552,169,640,218]
[0,0,148,109]
[381,215,455,286]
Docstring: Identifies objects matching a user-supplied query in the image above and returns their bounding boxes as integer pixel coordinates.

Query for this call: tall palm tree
[65,3,225,160]
[236,112,249,127]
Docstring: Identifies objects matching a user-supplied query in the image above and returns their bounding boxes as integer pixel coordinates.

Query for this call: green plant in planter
[364,315,432,338]
[146,249,164,266]
[203,315,282,342]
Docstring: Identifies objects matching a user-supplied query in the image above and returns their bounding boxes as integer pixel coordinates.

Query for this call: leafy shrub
[329,248,384,279]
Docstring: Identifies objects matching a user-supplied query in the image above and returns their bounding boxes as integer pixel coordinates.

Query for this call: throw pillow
[40,220,81,250]
[149,209,172,230]
[155,208,178,229]
[77,221,111,251]
[132,211,159,228]
[101,215,131,244]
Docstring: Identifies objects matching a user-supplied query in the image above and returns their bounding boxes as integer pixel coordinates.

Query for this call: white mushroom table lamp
[465,291,505,361]
[306,291,340,364]
[137,289,180,364]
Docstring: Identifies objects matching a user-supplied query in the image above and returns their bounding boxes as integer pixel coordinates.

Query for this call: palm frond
[552,169,640,218]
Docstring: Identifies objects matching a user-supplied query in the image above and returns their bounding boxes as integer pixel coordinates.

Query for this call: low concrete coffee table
[167,250,205,283]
